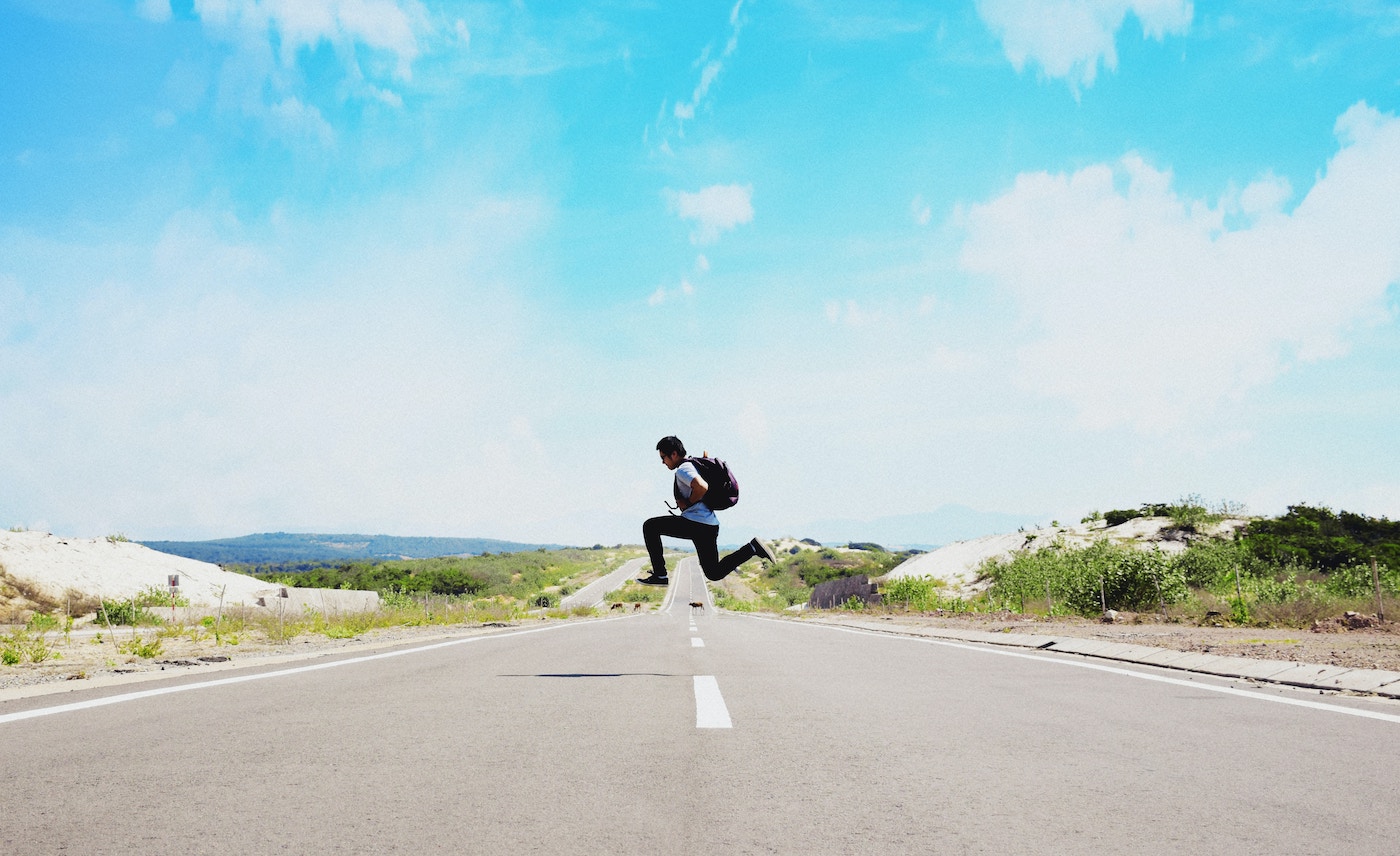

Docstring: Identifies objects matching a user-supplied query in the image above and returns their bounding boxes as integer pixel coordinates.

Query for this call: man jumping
[637,435,778,586]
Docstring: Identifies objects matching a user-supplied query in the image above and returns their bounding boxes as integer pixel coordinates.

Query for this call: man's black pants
[643,515,757,581]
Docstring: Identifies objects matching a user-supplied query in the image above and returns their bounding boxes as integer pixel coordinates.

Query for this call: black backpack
[674,455,740,511]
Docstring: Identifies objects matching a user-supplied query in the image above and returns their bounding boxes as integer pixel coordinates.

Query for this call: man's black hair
[656,436,686,457]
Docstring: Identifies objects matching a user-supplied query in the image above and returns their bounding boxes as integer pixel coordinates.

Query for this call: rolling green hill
[142,532,565,565]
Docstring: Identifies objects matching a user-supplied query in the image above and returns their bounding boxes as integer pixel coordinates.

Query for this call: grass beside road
[249,547,646,603]
[2,549,650,671]
[605,581,664,604]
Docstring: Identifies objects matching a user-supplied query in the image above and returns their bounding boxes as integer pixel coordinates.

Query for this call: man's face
[660,450,683,470]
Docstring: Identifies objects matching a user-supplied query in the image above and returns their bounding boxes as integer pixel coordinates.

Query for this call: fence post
[1373,558,1385,623]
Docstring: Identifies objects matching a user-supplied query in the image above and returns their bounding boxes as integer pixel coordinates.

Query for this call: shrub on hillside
[1322,561,1399,598]
[1242,505,1400,573]
[983,540,1186,616]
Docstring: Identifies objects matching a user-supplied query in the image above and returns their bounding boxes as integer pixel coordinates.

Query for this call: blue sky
[2,0,1398,546]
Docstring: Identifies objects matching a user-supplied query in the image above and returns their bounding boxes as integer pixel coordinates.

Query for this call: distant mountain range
[142,532,565,565]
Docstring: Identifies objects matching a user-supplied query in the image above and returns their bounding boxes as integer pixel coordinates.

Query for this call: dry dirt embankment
[869,517,1400,672]
[0,530,403,697]
[0,530,275,617]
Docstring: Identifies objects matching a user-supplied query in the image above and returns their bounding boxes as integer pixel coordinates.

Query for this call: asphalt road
[3,557,1398,855]
[559,556,647,610]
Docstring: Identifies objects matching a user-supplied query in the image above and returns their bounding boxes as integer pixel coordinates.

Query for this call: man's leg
[709,540,754,581]
[642,516,725,582]
[642,515,678,579]
[690,525,722,580]
[709,538,780,581]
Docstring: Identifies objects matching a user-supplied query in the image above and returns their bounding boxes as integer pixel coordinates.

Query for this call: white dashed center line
[692,637,705,647]
[693,675,731,728]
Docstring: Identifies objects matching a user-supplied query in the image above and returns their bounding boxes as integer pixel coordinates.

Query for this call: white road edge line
[0,617,630,726]
[693,675,731,728]
[740,615,1400,726]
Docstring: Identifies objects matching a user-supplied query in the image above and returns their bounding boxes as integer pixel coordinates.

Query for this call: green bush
[1323,562,1398,598]
[26,613,60,633]
[379,587,417,609]
[118,635,163,658]
[1103,497,1222,531]
[1242,505,1400,572]
[1241,573,1301,604]
[1166,497,1210,532]
[1173,538,1251,589]
[1103,508,1143,527]
[252,548,640,602]
[134,584,189,608]
[713,590,755,612]
[882,577,941,610]
[983,541,1186,617]
[99,600,157,626]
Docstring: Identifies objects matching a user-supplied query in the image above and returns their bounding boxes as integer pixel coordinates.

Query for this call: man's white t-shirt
[675,461,719,526]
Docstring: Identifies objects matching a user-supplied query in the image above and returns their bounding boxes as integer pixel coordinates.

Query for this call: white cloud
[824,299,880,328]
[975,0,1192,90]
[1237,171,1292,218]
[193,0,424,78]
[958,101,1400,431]
[188,0,427,128]
[664,184,754,245]
[269,96,336,147]
[656,1,747,144]
[646,278,696,307]
[911,194,932,226]
[734,400,770,454]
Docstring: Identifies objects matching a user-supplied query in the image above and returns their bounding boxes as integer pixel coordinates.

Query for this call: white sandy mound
[884,530,1044,593]
[769,537,825,555]
[0,530,273,608]
[885,517,1250,594]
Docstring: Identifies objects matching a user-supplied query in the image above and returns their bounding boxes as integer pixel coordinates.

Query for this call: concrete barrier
[250,587,380,614]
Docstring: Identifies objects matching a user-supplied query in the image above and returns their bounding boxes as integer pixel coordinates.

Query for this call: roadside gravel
[841,611,1400,672]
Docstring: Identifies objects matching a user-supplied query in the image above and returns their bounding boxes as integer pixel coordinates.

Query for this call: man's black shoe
[635,574,670,586]
[751,538,779,564]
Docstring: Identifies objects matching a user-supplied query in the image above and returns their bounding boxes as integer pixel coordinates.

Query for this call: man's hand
[682,474,709,510]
